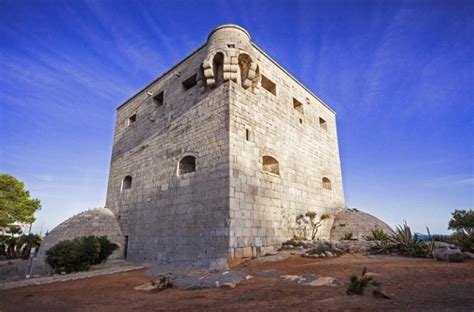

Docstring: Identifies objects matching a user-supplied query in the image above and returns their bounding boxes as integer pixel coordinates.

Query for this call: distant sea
[416,233,452,241]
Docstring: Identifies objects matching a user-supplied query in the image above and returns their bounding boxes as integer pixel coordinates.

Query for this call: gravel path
[0,265,143,290]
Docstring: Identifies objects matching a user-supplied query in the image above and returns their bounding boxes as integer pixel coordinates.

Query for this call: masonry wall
[105,48,231,263]
[228,46,345,260]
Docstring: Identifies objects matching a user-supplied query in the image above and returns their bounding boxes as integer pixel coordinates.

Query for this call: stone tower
[104,24,345,265]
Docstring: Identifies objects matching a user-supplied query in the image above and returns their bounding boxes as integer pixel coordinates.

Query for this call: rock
[325,251,334,258]
[433,247,464,262]
[251,253,289,264]
[254,269,279,278]
[434,242,458,249]
[462,251,474,259]
[171,270,247,290]
[280,274,342,287]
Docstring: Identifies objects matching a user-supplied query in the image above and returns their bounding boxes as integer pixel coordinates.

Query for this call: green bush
[45,236,118,274]
[342,232,354,240]
[365,228,390,241]
[371,222,434,258]
[448,209,473,252]
[347,267,379,295]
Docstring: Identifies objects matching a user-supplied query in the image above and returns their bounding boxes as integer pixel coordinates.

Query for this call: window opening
[179,156,196,175]
[261,75,276,96]
[262,156,279,175]
[182,74,197,90]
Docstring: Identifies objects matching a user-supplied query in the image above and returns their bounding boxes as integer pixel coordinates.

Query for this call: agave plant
[371,222,434,257]
[347,267,379,295]
[389,221,419,254]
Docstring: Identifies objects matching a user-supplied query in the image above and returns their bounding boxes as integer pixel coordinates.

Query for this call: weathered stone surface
[462,252,474,259]
[330,209,393,241]
[433,247,464,262]
[280,274,343,287]
[171,271,248,290]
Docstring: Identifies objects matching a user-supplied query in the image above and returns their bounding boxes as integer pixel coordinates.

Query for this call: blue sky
[0,0,472,234]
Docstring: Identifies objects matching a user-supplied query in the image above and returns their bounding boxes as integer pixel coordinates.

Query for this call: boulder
[462,251,474,259]
[433,247,464,262]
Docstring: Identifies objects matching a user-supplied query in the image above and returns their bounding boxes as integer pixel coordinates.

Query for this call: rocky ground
[1,253,473,311]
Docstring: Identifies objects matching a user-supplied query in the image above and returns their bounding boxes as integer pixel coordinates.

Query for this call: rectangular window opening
[293,98,303,114]
[153,91,164,107]
[261,75,276,96]
[245,129,250,141]
[319,117,328,131]
[182,74,197,90]
[128,114,137,126]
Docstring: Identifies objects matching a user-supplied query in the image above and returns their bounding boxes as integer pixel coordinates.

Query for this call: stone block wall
[228,43,345,260]
[105,47,231,263]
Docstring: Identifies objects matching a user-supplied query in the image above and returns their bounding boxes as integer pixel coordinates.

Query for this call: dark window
[293,98,303,114]
[263,156,279,175]
[182,74,197,90]
[246,129,250,141]
[179,156,196,175]
[213,52,224,84]
[128,114,136,126]
[261,75,276,95]
[153,92,164,107]
[322,177,332,190]
[121,175,132,191]
[319,117,327,131]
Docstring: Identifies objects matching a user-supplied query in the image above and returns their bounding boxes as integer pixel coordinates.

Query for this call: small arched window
[322,177,332,190]
[262,156,279,175]
[179,156,196,175]
[121,175,132,191]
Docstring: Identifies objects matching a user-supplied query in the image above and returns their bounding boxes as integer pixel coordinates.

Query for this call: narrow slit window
[182,74,197,90]
[245,129,251,141]
[179,155,196,175]
[322,177,332,190]
[153,91,164,107]
[121,175,132,191]
[261,75,276,96]
[293,98,303,114]
[319,117,327,131]
[262,156,279,175]
[127,114,136,126]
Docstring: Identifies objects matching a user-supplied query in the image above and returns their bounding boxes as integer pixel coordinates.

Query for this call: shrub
[365,228,389,241]
[45,236,118,274]
[448,209,474,252]
[305,212,330,240]
[342,232,354,240]
[347,267,379,295]
[371,222,434,258]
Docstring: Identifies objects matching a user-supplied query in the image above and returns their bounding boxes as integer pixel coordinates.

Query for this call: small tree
[305,212,330,240]
[448,209,473,236]
[448,209,474,252]
[0,174,41,228]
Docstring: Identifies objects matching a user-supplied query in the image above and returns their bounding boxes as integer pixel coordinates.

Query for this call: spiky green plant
[370,228,389,241]
[372,222,434,257]
[346,267,379,295]
[342,232,354,240]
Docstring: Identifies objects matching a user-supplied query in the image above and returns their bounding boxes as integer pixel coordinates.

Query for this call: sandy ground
[1,254,473,311]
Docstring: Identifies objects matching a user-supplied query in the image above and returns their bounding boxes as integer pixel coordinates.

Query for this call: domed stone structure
[36,208,124,262]
[330,209,393,240]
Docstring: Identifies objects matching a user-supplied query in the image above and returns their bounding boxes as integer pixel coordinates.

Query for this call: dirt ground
[1,254,473,311]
